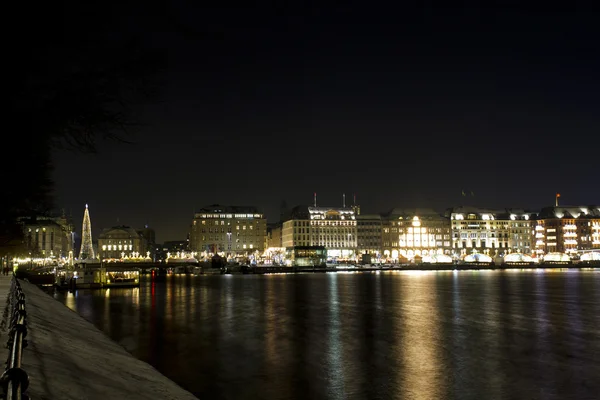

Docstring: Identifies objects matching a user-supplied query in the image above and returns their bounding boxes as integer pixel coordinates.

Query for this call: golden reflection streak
[397,272,443,400]
[103,288,111,332]
[65,291,76,311]
[264,275,277,365]
[326,273,345,399]
[480,271,502,397]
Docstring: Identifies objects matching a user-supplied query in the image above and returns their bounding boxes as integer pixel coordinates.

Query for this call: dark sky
[51,3,600,243]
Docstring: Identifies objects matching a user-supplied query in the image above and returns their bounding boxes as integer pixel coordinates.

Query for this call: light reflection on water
[51,270,600,400]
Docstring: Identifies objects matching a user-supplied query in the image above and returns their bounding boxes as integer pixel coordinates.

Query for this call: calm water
[50,270,600,400]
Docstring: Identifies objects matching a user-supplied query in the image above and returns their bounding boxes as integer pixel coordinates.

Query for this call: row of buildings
[17,202,600,264]
[188,203,600,262]
[18,212,158,263]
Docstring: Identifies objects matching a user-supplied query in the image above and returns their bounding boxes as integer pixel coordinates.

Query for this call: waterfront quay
[246,261,599,274]
[0,274,197,400]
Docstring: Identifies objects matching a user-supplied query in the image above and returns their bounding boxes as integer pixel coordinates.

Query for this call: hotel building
[281,205,357,260]
[382,208,451,260]
[448,207,512,257]
[189,205,266,255]
[533,205,600,255]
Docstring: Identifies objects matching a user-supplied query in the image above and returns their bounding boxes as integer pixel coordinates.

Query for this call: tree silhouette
[1,0,166,255]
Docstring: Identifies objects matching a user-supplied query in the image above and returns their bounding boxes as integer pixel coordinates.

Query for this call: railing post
[1,275,30,400]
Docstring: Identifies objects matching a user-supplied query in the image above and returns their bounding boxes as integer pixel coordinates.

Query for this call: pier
[0,273,197,400]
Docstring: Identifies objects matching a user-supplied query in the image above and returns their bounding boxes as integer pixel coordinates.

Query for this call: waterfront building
[382,208,451,261]
[533,205,600,255]
[448,206,508,257]
[19,212,74,259]
[189,204,266,256]
[447,206,535,257]
[264,223,285,264]
[98,226,148,260]
[356,214,383,256]
[282,205,357,260]
[505,209,535,254]
[265,223,283,249]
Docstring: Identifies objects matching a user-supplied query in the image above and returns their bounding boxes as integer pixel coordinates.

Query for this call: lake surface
[50,269,600,399]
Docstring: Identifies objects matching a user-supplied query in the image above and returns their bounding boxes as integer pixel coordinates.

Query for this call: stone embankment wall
[1,278,198,400]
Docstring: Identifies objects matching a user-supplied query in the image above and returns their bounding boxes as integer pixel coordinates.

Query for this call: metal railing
[1,275,30,400]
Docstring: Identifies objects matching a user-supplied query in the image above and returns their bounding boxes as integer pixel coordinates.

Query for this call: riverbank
[1,276,198,400]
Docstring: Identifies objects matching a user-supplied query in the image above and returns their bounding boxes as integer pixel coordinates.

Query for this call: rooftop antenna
[314,192,317,207]
[343,193,346,208]
[556,193,560,207]
[353,193,356,206]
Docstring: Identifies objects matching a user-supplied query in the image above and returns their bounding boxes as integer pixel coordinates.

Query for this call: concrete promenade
[0,275,198,400]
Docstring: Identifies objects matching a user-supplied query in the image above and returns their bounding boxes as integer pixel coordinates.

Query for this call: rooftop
[195,204,261,214]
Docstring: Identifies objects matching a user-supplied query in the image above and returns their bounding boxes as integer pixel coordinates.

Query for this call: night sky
[51,3,600,242]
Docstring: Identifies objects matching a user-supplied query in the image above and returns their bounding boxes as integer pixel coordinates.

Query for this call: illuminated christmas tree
[79,204,95,260]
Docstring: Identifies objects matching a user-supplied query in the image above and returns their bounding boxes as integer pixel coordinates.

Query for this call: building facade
[281,205,357,260]
[447,207,535,257]
[20,214,74,259]
[265,223,283,249]
[98,226,148,260]
[356,214,382,256]
[505,209,535,254]
[448,207,508,257]
[189,205,266,255]
[533,206,600,255]
[382,208,451,260]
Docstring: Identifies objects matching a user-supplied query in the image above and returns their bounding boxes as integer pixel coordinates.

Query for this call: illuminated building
[265,223,283,249]
[356,214,382,256]
[282,205,357,260]
[189,204,266,256]
[382,208,451,260]
[19,212,74,259]
[448,207,512,257]
[506,209,534,254]
[98,226,148,260]
[533,205,600,255]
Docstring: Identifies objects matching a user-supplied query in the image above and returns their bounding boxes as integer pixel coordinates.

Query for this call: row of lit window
[102,244,133,251]
[196,214,262,219]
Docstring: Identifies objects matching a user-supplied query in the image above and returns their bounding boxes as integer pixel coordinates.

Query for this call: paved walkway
[18,279,198,399]
[1,275,197,399]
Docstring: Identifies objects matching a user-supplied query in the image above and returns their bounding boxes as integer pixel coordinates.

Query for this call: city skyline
[49,4,600,242]
[57,196,596,245]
